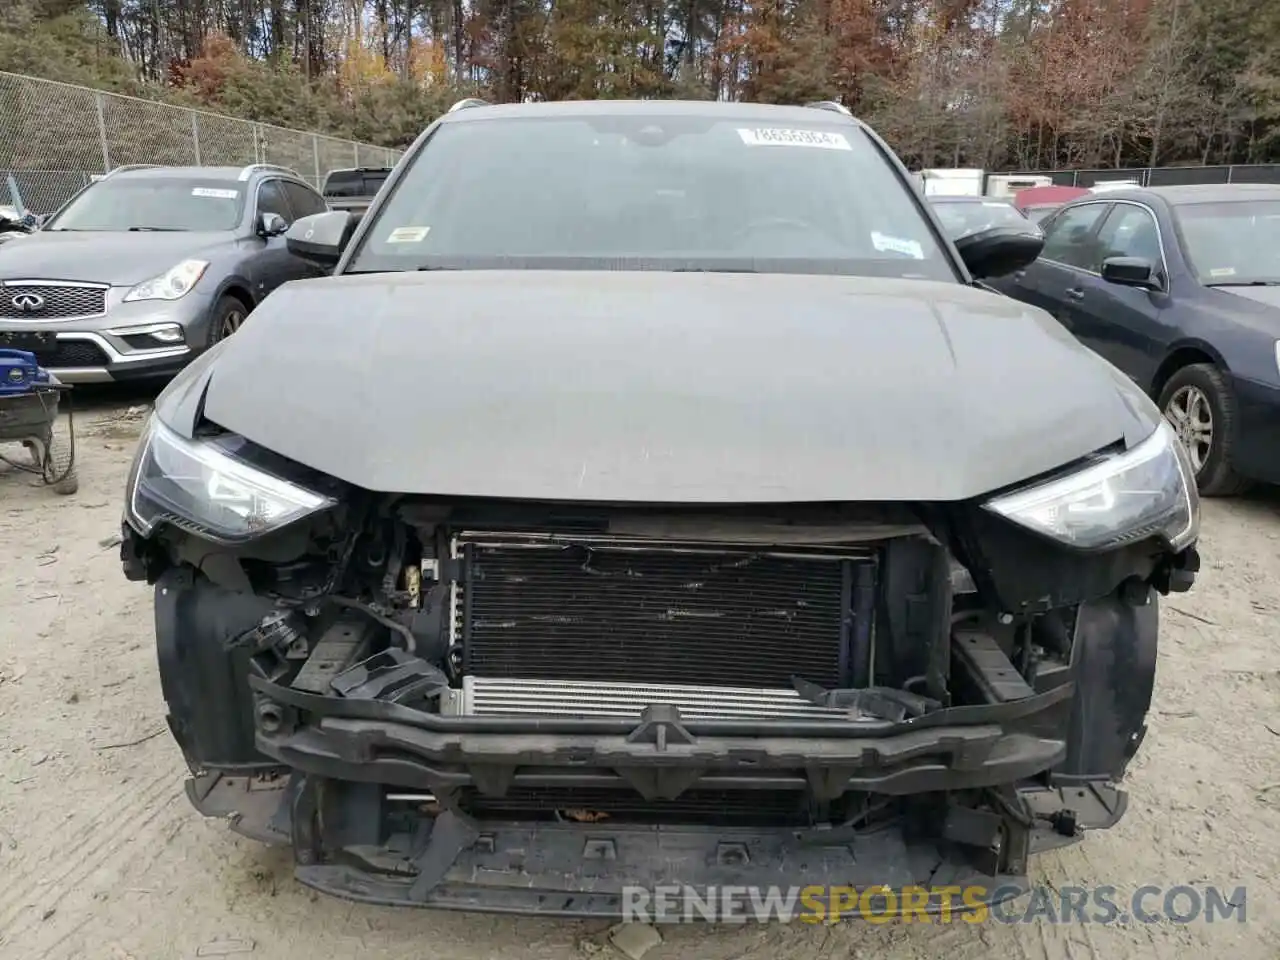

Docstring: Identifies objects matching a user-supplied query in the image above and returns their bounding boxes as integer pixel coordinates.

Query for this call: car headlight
[985,420,1199,551]
[123,259,209,302]
[125,417,335,544]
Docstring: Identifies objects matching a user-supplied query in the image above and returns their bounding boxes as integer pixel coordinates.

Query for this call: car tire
[207,295,250,347]
[1157,363,1252,498]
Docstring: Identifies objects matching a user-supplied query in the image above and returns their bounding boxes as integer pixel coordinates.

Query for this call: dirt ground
[0,391,1277,960]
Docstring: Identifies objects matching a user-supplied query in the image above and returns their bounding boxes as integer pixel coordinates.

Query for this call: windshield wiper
[128,226,185,232]
[670,267,759,273]
[1205,279,1280,287]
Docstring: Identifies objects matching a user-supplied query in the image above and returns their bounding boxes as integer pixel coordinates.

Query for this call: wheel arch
[200,279,255,349]
[213,277,255,311]
[1149,339,1228,399]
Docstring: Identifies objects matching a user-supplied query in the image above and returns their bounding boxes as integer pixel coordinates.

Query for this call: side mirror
[1102,256,1161,290]
[285,211,355,267]
[258,212,288,238]
[954,226,1045,280]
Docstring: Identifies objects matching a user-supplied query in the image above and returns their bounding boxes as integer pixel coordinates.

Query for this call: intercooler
[445,532,878,722]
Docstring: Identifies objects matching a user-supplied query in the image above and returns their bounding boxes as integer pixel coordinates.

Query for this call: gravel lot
[1,392,1277,960]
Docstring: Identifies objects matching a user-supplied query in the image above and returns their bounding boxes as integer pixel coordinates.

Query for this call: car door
[279,180,332,280]
[988,201,1112,324]
[248,178,306,299]
[1067,201,1171,383]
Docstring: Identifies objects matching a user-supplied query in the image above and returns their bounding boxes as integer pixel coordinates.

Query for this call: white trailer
[919,168,985,197]
[985,173,1053,198]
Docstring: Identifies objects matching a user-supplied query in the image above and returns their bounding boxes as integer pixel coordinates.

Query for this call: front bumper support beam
[188,768,1127,918]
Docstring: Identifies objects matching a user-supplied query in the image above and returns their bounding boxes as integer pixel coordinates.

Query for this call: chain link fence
[0,71,402,215]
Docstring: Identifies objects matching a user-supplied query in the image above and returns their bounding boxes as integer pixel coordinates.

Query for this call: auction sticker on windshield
[191,187,239,199]
[737,128,852,150]
[871,231,924,259]
[386,226,431,243]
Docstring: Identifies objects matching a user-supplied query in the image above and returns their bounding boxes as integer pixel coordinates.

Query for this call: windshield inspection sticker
[191,187,239,199]
[737,128,852,150]
[1209,267,1237,278]
[386,226,431,243]
[871,231,925,259]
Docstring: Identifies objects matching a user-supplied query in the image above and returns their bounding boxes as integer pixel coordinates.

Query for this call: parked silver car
[0,164,328,383]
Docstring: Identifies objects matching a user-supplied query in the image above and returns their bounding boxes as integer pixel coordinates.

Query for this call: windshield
[45,177,245,232]
[930,199,1034,239]
[324,170,390,198]
[1175,200,1280,285]
[346,115,955,280]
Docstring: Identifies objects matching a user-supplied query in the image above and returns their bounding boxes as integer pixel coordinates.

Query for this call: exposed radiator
[451,532,872,690]
[445,676,863,723]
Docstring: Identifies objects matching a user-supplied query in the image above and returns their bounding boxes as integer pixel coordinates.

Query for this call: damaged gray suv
[120,99,1201,918]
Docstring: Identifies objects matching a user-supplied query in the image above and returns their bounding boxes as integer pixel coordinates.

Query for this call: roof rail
[804,100,853,117]
[105,164,162,177]
[448,98,491,113]
[237,162,303,181]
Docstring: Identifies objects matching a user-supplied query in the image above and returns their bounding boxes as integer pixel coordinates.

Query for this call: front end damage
[123,447,1198,916]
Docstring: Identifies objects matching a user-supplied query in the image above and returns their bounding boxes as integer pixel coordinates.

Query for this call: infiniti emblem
[11,292,44,313]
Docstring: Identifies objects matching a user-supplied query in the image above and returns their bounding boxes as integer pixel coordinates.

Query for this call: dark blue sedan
[988,183,1280,496]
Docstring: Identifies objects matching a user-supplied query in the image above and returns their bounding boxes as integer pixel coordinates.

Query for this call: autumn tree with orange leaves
[4,0,1280,167]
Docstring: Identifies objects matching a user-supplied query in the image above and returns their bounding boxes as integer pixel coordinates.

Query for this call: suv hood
[158,271,1159,502]
[0,230,234,285]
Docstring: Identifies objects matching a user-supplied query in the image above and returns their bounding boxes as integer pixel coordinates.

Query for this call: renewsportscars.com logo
[621,884,1248,924]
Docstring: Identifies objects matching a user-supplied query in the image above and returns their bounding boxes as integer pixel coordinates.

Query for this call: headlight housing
[125,417,335,544]
[985,420,1199,551]
[123,259,209,302]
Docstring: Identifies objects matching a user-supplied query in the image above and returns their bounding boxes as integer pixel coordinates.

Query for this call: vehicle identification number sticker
[386,226,431,243]
[191,187,239,199]
[737,128,852,151]
[871,231,924,259]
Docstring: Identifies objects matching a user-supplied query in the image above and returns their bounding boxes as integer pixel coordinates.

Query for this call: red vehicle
[1013,185,1090,223]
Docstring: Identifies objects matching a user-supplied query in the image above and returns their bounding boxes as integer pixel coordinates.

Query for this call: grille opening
[40,340,111,367]
[0,336,110,368]
[455,534,871,690]
[458,786,882,827]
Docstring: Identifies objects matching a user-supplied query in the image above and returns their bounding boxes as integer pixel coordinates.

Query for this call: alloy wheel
[1164,384,1213,473]
[220,309,245,339]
